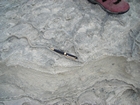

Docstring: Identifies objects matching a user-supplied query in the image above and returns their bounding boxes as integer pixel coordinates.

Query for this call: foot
[87,0,130,14]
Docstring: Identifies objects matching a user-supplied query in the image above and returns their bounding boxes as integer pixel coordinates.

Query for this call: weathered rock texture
[0,0,140,105]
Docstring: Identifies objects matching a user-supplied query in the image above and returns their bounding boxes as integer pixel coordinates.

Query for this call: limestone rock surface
[0,0,140,105]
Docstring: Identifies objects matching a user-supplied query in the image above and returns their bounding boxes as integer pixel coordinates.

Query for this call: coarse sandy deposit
[0,0,140,105]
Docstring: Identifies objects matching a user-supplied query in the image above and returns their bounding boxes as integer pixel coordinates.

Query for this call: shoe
[87,0,130,14]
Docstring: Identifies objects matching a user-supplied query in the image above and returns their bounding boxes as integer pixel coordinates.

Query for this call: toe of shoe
[111,2,130,13]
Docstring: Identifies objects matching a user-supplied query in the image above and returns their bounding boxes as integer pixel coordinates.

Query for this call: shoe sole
[87,0,129,14]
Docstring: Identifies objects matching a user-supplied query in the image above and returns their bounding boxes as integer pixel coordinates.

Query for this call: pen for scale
[51,48,78,60]
[1,35,78,60]
[41,34,78,60]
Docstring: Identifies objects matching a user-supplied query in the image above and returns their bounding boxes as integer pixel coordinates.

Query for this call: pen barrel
[53,49,78,59]
[53,49,64,55]
[66,53,78,59]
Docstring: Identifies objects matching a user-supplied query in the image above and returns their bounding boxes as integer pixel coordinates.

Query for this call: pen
[52,48,78,59]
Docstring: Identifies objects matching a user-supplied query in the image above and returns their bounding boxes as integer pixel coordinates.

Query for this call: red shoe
[87,0,130,14]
